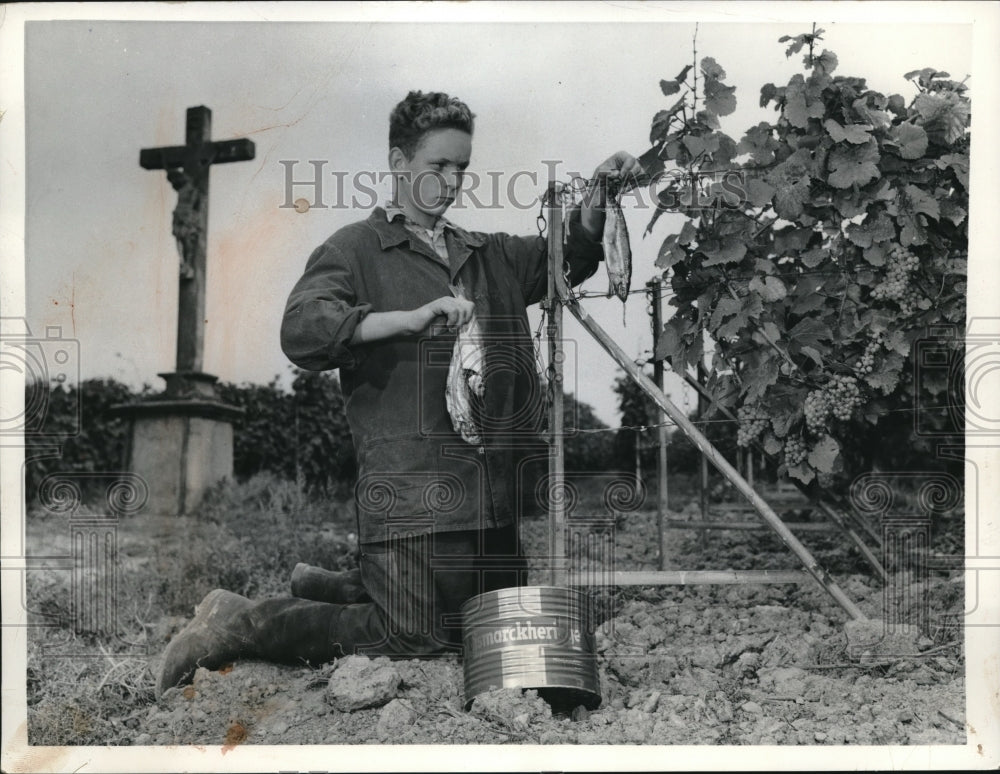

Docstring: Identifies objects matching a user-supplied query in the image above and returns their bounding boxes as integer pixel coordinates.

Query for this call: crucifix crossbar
[140,106,255,375]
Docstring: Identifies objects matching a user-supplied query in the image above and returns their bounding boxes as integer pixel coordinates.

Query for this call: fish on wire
[445,283,486,445]
[602,176,632,325]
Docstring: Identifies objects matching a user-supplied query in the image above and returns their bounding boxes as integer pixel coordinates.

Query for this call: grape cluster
[805,375,863,431]
[736,404,769,447]
[828,374,863,421]
[853,333,884,377]
[871,244,923,312]
[804,390,830,433]
[784,437,808,467]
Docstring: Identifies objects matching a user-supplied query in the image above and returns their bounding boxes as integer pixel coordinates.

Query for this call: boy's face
[390,128,471,224]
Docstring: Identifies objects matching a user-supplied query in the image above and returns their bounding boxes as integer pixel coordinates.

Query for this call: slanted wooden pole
[679,370,886,582]
[563,297,867,621]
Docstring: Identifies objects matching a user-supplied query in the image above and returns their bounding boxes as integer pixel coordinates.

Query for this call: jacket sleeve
[488,205,604,307]
[280,239,374,371]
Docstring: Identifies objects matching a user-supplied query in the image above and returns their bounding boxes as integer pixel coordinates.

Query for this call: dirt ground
[24,478,966,747]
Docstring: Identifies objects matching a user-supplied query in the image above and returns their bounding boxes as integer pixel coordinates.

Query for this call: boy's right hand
[409,295,476,334]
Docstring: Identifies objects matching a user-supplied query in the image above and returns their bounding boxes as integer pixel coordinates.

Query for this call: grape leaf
[660,78,682,96]
[674,64,693,83]
[654,317,686,362]
[784,74,826,128]
[846,212,896,248]
[760,82,778,108]
[702,237,747,266]
[852,95,891,128]
[892,183,939,246]
[704,78,737,117]
[787,461,815,485]
[695,110,721,131]
[888,123,929,160]
[865,351,904,395]
[824,119,872,144]
[939,199,967,226]
[700,56,726,80]
[914,92,970,145]
[745,177,776,207]
[789,317,832,349]
[763,432,783,454]
[800,248,829,269]
[827,139,881,188]
[774,226,814,255]
[903,184,940,219]
[656,234,686,269]
[682,133,720,158]
[742,352,781,402]
[677,220,698,245]
[812,49,838,75]
[738,123,780,165]
[800,345,824,367]
[649,96,687,143]
[710,296,744,329]
[938,153,969,189]
[749,275,787,302]
[807,435,840,474]
[862,243,888,266]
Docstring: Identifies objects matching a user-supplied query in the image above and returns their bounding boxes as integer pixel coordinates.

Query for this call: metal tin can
[461,585,601,711]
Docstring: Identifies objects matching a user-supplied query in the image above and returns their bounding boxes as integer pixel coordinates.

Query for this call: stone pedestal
[112,372,243,515]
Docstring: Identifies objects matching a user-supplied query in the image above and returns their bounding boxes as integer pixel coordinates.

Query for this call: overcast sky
[8,5,990,427]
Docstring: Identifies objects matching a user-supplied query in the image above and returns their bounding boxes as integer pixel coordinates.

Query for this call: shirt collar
[369,204,486,250]
[384,201,455,235]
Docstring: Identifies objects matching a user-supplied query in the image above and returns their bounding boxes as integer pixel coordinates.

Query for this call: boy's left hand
[580,151,644,239]
[592,151,645,192]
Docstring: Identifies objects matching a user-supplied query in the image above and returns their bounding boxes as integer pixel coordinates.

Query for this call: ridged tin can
[461,585,601,711]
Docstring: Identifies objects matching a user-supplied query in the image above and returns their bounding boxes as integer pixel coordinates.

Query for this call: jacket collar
[367,207,486,252]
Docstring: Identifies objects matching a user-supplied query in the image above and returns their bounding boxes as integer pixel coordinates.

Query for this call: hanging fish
[603,179,632,313]
[445,285,486,445]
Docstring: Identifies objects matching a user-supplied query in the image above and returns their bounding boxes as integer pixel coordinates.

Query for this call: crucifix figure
[140,106,255,374]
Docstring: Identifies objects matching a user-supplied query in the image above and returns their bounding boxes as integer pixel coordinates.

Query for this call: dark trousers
[256,525,526,662]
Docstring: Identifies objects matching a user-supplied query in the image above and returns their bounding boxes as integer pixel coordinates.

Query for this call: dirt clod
[325,655,401,711]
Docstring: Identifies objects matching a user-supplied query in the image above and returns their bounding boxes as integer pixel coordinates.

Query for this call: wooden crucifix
[140,106,255,374]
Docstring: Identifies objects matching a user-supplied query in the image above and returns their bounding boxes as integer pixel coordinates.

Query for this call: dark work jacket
[280,206,603,542]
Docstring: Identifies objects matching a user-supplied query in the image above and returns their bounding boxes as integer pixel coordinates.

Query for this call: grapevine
[644,27,968,485]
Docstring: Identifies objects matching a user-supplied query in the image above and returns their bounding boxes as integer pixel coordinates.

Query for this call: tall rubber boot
[157,591,385,696]
[290,563,371,604]
[156,589,254,696]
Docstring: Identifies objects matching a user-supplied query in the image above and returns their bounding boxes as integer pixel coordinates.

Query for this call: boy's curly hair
[389,91,475,159]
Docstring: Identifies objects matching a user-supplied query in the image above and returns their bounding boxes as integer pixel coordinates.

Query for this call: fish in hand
[603,180,632,314]
[445,285,486,445]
